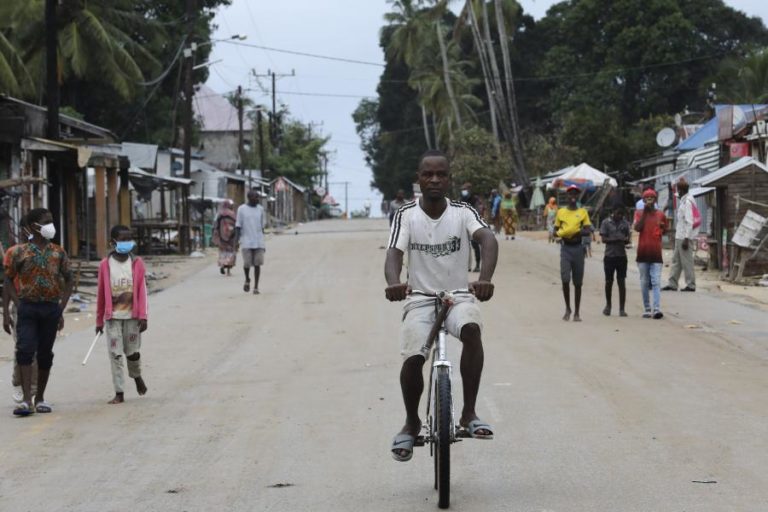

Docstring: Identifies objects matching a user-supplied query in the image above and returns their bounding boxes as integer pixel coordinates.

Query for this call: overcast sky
[205,0,768,214]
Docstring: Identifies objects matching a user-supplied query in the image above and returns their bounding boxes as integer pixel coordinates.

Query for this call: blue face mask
[115,241,136,254]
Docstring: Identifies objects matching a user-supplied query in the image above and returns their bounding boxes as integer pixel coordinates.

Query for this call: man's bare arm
[474,228,498,282]
[384,248,409,301]
[471,228,497,301]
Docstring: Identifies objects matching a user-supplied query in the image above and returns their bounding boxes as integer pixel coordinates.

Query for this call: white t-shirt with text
[109,256,134,320]
[388,199,488,294]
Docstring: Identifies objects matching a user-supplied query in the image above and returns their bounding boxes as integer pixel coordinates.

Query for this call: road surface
[1,219,766,511]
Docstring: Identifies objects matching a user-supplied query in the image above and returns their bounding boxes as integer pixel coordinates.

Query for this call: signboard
[732,209,767,248]
[718,106,733,141]
[728,142,750,160]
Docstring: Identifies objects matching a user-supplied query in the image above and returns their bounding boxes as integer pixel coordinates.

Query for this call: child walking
[96,225,149,404]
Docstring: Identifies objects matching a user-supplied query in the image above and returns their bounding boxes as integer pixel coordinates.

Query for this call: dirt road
[1,219,766,511]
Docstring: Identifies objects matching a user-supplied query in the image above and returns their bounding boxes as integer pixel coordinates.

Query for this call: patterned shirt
[4,242,72,303]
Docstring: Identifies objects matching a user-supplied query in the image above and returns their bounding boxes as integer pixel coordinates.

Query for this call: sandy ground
[0,218,766,512]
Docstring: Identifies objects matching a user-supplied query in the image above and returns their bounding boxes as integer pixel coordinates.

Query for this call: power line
[136,36,188,86]
[263,90,374,99]
[219,40,385,67]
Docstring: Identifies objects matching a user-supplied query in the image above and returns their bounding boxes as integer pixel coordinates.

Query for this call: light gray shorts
[400,297,483,360]
[241,248,265,267]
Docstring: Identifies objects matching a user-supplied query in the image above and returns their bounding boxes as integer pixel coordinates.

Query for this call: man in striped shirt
[385,150,499,462]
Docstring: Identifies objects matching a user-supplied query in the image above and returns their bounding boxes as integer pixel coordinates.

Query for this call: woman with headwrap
[500,191,518,240]
[544,196,558,243]
[212,199,237,275]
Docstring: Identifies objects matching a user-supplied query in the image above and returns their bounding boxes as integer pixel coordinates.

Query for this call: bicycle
[411,289,475,509]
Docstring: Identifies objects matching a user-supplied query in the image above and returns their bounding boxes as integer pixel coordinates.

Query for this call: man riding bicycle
[385,150,499,462]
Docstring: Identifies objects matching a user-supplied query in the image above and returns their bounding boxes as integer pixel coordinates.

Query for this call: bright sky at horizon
[204,1,768,216]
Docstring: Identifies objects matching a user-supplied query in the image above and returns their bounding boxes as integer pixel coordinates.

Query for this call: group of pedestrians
[555,177,698,321]
[212,189,268,295]
[3,186,269,416]
[3,209,149,415]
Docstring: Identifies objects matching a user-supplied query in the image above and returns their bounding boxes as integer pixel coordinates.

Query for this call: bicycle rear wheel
[434,367,451,509]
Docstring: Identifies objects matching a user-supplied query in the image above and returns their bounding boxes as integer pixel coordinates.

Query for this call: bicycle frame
[413,290,470,447]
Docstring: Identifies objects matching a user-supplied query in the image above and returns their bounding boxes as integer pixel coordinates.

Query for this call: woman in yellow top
[554,185,592,322]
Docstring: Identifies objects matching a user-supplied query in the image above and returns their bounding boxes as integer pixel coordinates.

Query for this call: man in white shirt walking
[236,189,267,294]
[663,177,697,292]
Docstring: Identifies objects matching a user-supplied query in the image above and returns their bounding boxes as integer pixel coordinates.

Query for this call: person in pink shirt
[96,225,149,404]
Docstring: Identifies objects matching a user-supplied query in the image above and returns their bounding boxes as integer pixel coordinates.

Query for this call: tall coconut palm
[456,0,527,183]
[719,49,768,104]
[0,0,163,100]
[429,0,465,134]
[0,32,34,97]
[410,47,482,147]
[493,0,527,183]
[385,0,435,148]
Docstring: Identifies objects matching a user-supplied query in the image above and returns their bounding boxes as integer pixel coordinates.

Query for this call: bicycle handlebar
[410,289,472,295]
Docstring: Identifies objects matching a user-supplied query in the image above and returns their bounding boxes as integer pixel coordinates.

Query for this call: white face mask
[37,223,56,240]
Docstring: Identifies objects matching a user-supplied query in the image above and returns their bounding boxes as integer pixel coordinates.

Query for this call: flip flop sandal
[462,419,494,440]
[35,400,53,413]
[391,433,416,462]
[243,281,251,292]
[13,401,34,417]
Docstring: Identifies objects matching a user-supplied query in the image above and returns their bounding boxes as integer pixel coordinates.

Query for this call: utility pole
[182,0,196,254]
[328,181,350,220]
[253,69,295,153]
[257,107,266,181]
[237,85,246,188]
[45,0,59,140]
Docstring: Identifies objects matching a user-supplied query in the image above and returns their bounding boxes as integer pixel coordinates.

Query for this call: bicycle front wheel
[435,367,451,509]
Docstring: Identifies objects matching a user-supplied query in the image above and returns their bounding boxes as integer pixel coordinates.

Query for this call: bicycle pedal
[455,428,471,439]
[414,435,427,447]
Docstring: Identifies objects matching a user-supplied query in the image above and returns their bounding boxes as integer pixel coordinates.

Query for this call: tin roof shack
[696,157,768,276]
[0,95,128,259]
[189,159,247,207]
[271,176,308,225]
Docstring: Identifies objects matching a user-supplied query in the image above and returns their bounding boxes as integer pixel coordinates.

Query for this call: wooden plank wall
[722,167,768,274]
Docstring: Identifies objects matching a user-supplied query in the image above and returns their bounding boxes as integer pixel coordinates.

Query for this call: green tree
[528,0,768,172]
[716,48,768,103]
[450,126,512,194]
[0,32,33,97]
[0,0,164,100]
[266,117,329,188]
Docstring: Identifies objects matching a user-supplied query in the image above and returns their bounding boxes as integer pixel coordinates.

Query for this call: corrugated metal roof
[676,144,720,171]
[696,157,768,186]
[122,142,158,170]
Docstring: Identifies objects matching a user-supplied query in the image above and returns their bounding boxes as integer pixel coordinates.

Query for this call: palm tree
[0,32,34,97]
[410,48,482,147]
[719,49,768,104]
[0,0,163,100]
[456,0,527,184]
[493,0,527,183]
[385,0,435,148]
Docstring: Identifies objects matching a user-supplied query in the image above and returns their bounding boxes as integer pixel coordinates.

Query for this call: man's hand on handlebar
[469,281,494,302]
[385,283,411,301]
